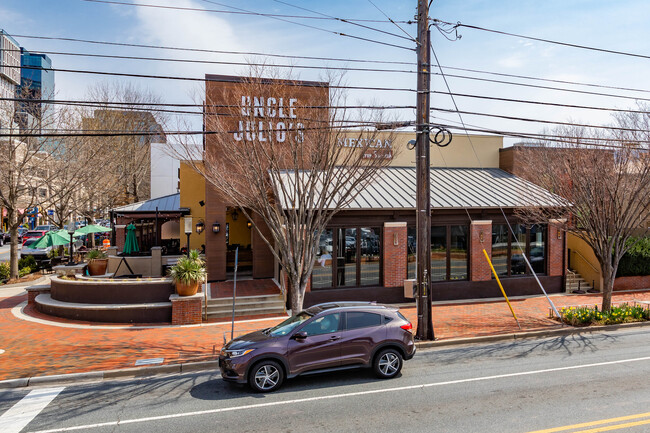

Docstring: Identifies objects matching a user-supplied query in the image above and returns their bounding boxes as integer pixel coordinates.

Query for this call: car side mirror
[292,331,308,340]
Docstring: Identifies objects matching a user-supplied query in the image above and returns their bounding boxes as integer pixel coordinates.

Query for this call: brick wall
[470,221,492,282]
[170,294,203,325]
[547,219,565,277]
[614,276,650,291]
[383,222,407,288]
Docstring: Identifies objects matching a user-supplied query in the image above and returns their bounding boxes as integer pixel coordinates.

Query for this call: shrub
[0,262,9,281]
[86,249,107,260]
[19,267,31,277]
[617,237,650,277]
[168,250,206,285]
[18,255,37,271]
[559,303,650,326]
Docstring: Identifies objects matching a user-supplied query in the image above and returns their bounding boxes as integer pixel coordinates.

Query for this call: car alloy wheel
[249,360,283,392]
[374,348,403,379]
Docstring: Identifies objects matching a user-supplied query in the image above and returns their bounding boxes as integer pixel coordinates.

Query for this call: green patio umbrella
[74,224,111,236]
[123,223,139,254]
[31,230,76,249]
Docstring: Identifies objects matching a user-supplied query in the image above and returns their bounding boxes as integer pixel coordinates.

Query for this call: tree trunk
[8,212,19,279]
[288,276,306,313]
[601,263,614,312]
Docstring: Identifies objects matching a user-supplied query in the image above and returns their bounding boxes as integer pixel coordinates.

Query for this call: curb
[415,320,650,349]
[0,360,221,389]
[1,321,649,390]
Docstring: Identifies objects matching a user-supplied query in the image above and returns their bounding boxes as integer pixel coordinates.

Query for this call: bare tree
[173,69,396,311]
[0,86,67,279]
[84,82,167,205]
[517,110,650,311]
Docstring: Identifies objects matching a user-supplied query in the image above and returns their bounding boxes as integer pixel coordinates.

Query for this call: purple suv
[219,302,416,392]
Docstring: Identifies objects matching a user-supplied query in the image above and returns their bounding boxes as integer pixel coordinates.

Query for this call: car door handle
[329,336,341,341]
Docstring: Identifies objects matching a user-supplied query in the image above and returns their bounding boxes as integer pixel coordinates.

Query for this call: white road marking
[0,387,64,433]
[27,355,650,433]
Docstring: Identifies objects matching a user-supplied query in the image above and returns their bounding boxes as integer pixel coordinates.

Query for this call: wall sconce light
[557,230,562,240]
[199,200,205,207]
[479,230,484,243]
[212,222,220,233]
[195,220,205,234]
[231,209,238,221]
[247,221,252,229]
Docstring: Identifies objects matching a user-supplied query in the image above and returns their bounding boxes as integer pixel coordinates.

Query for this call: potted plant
[86,249,108,276]
[168,250,207,296]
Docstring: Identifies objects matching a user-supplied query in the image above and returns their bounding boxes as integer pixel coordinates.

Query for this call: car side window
[346,312,382,330]
[301,313,341,336]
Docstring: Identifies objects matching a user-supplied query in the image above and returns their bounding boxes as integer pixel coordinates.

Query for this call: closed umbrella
[123,223,139,255]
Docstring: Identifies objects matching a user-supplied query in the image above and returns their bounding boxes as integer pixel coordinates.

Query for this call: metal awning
[110,193,189,214]
[275,167,566,210]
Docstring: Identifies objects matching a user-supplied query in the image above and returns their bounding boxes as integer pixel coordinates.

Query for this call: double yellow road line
[527,411,650,433]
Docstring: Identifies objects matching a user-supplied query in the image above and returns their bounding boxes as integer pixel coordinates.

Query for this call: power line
[267,0,414,42]
[8,33,650,96]
[10,33,414,66]
[436,19,650,61]
[79,0,411,23]
[430,106,644,133]
[79,0,414,51]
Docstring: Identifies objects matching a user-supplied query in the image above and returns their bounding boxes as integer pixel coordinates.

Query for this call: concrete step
[207,294,283,306]
[207,300,285,311]
[207,305,286,318]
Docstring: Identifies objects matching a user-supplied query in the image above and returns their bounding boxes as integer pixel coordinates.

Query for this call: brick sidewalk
[1,289,649,381]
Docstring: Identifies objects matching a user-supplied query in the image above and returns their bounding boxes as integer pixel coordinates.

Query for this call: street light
[67,220,76,265]
[184,216,192,257]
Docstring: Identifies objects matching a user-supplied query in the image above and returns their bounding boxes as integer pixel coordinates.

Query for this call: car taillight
[400,322,413,331]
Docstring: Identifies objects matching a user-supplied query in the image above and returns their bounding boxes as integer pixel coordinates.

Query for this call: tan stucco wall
[179,161,206,251]
[335,131,503,168]
[567,232,603,291]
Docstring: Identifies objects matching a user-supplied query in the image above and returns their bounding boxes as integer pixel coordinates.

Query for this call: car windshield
[23,239,37,248]
[265,312,312,337]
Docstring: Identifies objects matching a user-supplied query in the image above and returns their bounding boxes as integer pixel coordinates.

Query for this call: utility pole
[415,0,434,340]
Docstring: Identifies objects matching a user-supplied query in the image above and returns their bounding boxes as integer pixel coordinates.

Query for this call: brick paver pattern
[1,289,649,380]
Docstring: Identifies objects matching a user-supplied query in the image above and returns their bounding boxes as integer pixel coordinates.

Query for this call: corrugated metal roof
[111,193,186,213]
[277,167,565,210]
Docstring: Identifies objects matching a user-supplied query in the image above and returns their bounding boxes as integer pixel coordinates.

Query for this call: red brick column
[547,219,566,277]
[383,222,407,288]
[470,220,492,282]
[115,225,126,252]
[170,293,203,325]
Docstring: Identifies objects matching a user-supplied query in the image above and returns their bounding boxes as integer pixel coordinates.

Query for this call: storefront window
[492,223,547,277]
[529,224,546,274]
[491,224,508,277]
[313,229,333,289]
[511,224,527,276]
[360,227,380,286]
[449,225,468,280]
[431,226,447,281]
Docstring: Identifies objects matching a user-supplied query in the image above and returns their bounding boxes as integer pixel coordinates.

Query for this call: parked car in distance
[0,230,10,246]
[219,302,415,392]
[34,225,55,232]
[22,230,48,243]
[20,238,52,263]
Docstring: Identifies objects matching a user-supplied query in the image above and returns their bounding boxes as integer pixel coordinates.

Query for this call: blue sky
[2,0,649,146]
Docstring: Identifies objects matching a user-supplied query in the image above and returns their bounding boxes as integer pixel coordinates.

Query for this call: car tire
[373,348,403,379]
[248,360,284,393]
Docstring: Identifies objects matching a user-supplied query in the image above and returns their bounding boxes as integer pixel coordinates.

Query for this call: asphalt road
[2,328,650,433]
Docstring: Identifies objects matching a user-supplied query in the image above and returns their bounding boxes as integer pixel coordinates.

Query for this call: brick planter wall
[470,221,492,282]
[170,293,203,325]
[383,222,407,288]
[614,275,650,292]
[26,285,50,305]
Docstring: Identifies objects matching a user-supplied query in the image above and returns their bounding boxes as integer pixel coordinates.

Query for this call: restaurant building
[177,75,568,306]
